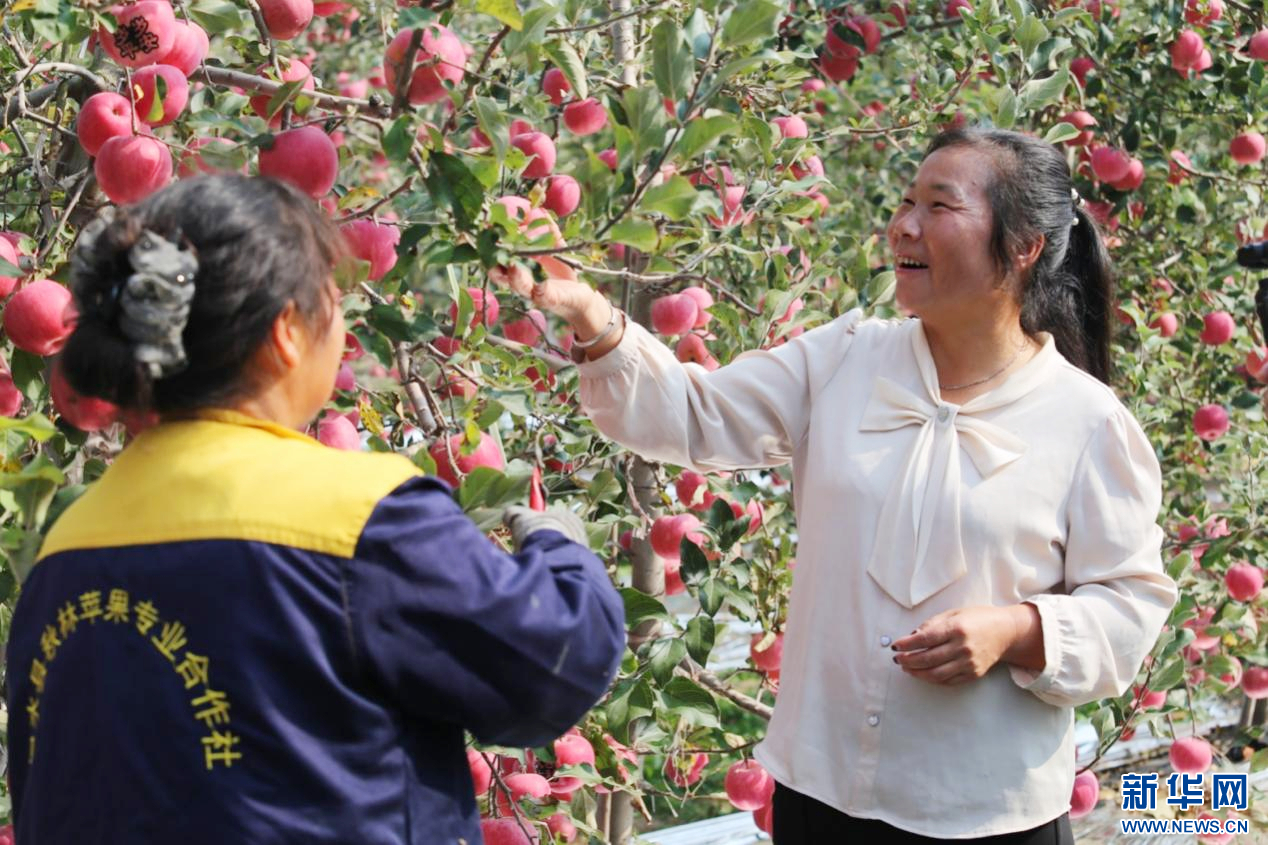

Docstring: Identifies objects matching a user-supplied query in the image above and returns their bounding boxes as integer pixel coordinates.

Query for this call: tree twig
[191,66,388,117]
[679,660,773,720]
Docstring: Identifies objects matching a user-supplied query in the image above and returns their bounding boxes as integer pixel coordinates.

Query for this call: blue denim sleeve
[349,476,626,747]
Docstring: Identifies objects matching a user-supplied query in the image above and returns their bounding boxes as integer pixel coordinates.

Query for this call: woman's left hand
[890,605,1038,686]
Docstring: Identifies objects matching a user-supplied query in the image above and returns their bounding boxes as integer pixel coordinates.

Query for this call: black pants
[772,783,1076,844]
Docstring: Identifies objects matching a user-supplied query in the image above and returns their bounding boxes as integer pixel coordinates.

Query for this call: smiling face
[887,145,1020,326]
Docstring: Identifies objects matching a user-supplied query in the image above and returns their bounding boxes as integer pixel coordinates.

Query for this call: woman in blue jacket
[5,174,626,844]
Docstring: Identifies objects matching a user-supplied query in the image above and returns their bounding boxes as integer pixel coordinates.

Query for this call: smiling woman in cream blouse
[494,127,1178,844]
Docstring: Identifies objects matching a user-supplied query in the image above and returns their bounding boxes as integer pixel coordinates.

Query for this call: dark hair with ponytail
[61,174,345,414]
[924,128,1114,383]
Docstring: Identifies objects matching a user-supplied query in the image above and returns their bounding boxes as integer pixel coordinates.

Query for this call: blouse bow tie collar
[858,322,1056,609]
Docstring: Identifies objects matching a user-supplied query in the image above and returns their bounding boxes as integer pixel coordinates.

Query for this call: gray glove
[503,505,589,549]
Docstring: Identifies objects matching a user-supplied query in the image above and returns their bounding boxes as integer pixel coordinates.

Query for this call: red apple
[1230,132,1266,166]
[818,41,858,82]
[1062,111,1097,147]
[1200,311,1235,345]
[1070,56,1095,86]
[0,238,19,298]
[1243,666,1268,698]
[258,126,338,198]
[552,733,595,796]
[543,67,570,105]
[429,430,505,487]
[99,0,176,68]
[511,131,556,179]
[1247,347,1268,381]
[449,287,499,329]
[651,293,699,336]
[163,20,209,76]
[1069,770,1099,818]
[480,818,536,845]
[1226,562,1263,602]
[130,64,188,126]
[340,220,400,280]
[1193,405,1229,441]
[50,361,117,432]
[0,370,22,417]
[544,175,581,217]
[1169,150,1192,184]
[77,92,136,156]
[649,513,703,559]
[384,25,466,105]
[598,147,618,170]
[750,632,783,672]
[333,363,354,392]
[1250,30,1268,61]
[1169,737,1212,773]
[562,98,607,136]
[676,333,719,371]
[681,286,714,328]
[1148,313,1178,337]
[771,115,809,139]
[753,801,773,835]
[317,413,360,450]
[4,280,71,355]
[725,760,775,811]
[1108,158,1144,191]
[674,471,716,511]
[259,0,313,40]
[503,309,547,346]
[730,499,764,534]
[1171,30,1205,70]
[1091,146,1131,183]
[946,0,972,17]
[545,814,576,843]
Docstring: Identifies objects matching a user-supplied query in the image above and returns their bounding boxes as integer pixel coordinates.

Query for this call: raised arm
[491,268,862,472]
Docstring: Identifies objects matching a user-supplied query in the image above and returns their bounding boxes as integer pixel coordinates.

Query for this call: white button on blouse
[577,309,1178,838]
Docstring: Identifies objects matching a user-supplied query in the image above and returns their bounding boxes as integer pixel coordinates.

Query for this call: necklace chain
[938,336,1030,391]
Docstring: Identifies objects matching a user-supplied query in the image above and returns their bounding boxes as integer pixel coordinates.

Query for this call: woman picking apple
[495,127,1177,843]
[5,174,627,844]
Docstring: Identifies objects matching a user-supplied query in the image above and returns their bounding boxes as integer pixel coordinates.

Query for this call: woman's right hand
[487,261,599,324]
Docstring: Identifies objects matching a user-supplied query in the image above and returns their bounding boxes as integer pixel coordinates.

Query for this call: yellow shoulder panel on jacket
[39,410,421,561]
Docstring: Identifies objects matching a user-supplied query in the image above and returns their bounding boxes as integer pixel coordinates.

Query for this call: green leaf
[264,77,310,121]
[685,7,712,59]
[1014,15,1047,60]
[424,151,484,232]
[1147,655,1185,692]
[621,85,667,158]
[994,88,1017,130]
[1253,748,1268,773]
[609,219,659,252]
[0,413,57,442]
[675,115,738,162]
[542,40,588,100]
[366,303,414,342]
[660,676,720,727]
[640,175,702,221]
[1017,68,1070,112]
[473,96,510,162]
[679,540,710,586]
[606,678,655,744]
[142,73,167,123]
[649,637,688,685]
[863,270,897,308]
[0,256,20,277]
[383,115,415,163]
[652,19,693,103]
[721,0,780,50]
[620,587,672,623]
[1043,121,1081,145]
[188,0,242,33]
[474,0,522,30]
[684,616,715,665]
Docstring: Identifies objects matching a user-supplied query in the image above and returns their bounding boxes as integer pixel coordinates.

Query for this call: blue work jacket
[6,409,626,844]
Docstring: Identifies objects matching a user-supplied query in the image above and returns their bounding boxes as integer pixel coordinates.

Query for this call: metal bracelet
[572,300,624,349]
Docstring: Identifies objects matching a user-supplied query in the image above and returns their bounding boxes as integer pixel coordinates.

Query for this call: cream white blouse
[577,309,1178,838]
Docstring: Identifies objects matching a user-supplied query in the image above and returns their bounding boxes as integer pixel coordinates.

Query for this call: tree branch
[191,66,389,117]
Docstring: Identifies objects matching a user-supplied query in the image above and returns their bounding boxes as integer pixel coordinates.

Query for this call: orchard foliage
[4,0,1268,838]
